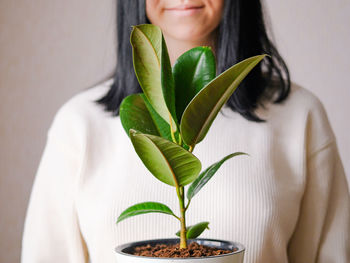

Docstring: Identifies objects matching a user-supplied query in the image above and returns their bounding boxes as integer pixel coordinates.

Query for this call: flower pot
[115,238,245,262]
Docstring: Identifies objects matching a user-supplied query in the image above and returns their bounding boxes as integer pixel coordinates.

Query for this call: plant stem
[169,113,178,144]
[177,186,187,249]
[173,214,181,221]
[185,199,191,212]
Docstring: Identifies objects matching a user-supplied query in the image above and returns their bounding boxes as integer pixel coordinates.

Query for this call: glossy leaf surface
[173,46,216,121]
[141,94,172,141]
[120,94,160,136]
[130,24,176,127]
[175,222,210,239]
[180,55,267,147]
[129,130,201,187]
[161,35,178,126]
[117,202,176,223]
[187,152,248,200]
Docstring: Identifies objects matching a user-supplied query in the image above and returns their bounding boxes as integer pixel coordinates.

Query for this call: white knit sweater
[22,80,350,263]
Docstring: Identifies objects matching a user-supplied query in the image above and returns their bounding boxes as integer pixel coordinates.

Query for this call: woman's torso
[66,80,327,262]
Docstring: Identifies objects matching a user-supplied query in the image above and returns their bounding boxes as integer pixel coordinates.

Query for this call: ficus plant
[116,24,266,249]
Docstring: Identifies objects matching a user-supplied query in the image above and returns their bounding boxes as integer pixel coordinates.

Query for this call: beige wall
[0,1,116,262]
[265,0,350,175]
[0,1,349,262]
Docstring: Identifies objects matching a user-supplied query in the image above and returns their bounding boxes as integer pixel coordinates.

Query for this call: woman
[22,1,350,262]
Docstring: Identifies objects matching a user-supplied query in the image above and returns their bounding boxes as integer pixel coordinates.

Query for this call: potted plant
[115,24,266,262]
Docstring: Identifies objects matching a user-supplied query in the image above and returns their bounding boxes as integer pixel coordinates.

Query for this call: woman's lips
[164,5,204,16]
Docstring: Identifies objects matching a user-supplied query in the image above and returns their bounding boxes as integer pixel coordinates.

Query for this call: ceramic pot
[115,238,245,263]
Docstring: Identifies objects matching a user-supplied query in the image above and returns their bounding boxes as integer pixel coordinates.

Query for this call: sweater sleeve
[287,98,350,262]
[21,104,89,263]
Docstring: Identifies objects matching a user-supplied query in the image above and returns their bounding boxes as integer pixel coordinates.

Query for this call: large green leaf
[161,35,177,126]
[175,222,210,239]
[180,55,267,147]
[173,46,216,122]
[141,94,185,145]
[141,94,173,141]
[130,24,176,127]
[187,152,248,200]
[119,94,160,136]
[129,130,201,187]
[117,202,177,223]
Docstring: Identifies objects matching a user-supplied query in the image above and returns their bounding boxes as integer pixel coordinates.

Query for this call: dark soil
[131,241,235,258]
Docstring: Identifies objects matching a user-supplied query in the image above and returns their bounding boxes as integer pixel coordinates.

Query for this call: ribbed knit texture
[22,80,350,263]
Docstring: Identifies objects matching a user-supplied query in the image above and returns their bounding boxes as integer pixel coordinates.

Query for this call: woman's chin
[164,28,206,42]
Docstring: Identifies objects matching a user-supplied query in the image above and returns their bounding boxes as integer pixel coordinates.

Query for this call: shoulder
[286,83,326,114]
[48,78,114,140]
[262,82,335,155]
[288,83,334,145]
[54,78,113,119]
[259,82,327,119]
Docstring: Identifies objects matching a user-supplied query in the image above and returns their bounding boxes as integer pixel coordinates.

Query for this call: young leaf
[187,152,248,200]
[130,24,177,127]
[117,202,177,223]
[129,130,202,187]
[180,55,267,147]
[173,46,216,122]
[120,94,160,137]
[175,222,210,239]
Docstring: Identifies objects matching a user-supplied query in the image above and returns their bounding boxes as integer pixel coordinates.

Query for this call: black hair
[97,0,290,122]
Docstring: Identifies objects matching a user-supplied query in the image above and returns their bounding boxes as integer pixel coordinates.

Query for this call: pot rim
[115,238,245,260]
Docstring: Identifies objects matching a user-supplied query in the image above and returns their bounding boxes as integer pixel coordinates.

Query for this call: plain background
[0,1,349,262]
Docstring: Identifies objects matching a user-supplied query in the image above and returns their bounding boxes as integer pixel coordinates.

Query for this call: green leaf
[120,94,160,136]
[180,55,267,147]
[187,153,248,200]
[129,130,202,187]
[173,46,216,122]
[117,202,176,223]
[175,222,210,239]
[161,35,178,127]
[130,24,176,128]
[141,94,173,141]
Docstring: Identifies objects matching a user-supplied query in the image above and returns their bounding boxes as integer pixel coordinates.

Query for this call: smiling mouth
[166,5,204,10]
[165,5,205,15]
